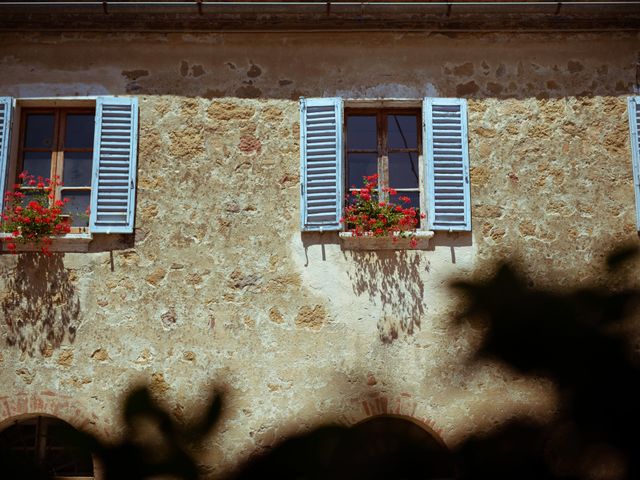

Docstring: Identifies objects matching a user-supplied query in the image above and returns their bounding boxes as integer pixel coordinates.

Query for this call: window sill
[0,233,93,253]
[339,230,434,250]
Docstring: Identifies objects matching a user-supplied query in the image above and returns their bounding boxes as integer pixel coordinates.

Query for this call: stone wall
[0,30,638,477]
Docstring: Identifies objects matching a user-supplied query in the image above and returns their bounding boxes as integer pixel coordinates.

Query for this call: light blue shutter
[300,97,343,231]
[424,98,471,231]
[90,97,138,234]
[0,97,13,214]
[628,97,640,230]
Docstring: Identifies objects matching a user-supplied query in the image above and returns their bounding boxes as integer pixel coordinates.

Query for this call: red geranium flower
[340,175,422,247]
[1,171,74,254]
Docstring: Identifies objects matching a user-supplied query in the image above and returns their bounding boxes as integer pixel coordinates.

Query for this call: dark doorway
[335,415,456,479]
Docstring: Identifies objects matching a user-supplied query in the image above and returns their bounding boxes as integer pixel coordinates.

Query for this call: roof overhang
[0,2,639,32]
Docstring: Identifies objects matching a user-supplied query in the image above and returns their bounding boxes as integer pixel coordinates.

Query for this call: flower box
[1,171,83,255]
[340,174,428,250]
[0,233,93,254]
[339,230,434,251]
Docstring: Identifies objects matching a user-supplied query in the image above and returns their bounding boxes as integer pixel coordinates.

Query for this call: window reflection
[22,151,52,181]
[61,191,91,227]
[24,114,55,149]
[65,114,95,149]
[388,115,418,149]
[347,153,377,188]
[63,152,93,186]
[347,116,377,150]
[390,190,420,209]
[389,152,419,189]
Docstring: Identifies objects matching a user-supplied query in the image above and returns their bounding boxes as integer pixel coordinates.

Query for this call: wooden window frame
[344,107,425,228]
[15,107,94,234]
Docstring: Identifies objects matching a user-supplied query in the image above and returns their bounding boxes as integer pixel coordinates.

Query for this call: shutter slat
[90,97,138,233]
[306,161,338,168]
[300,98,343,231]
[425,98,471,232]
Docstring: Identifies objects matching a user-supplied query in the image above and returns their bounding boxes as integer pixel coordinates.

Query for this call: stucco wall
[0,30,639,476]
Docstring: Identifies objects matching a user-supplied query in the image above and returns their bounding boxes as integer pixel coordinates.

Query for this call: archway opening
[0,415,94,479]
[336,415,456,479]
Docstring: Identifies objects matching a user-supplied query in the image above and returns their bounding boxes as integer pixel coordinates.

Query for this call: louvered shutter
[628,97,640,230]
[89,97,138,233]
[0,97,13,213]
[300,97,343,231]
[424,98,471,231]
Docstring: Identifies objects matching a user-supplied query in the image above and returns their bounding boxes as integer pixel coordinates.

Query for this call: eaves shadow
[2,253,81,356]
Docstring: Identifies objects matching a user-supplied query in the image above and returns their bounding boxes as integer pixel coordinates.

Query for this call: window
[0,416,94,479]
[0,96,139,239]
[345,109,423,224]
[17,108,94,230]
[299,97,471,233]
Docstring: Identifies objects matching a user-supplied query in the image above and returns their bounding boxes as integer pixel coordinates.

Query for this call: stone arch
[0,393,102,435]
[339,393,448,443]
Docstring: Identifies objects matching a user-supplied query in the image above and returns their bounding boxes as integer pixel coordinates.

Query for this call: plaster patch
[14,83,110,97]
[334,82,438,99]
[247,64,262,78]
[122,69,149,81]
[192,64,206,77]
[456,81,480,96]
[180,60,189,76]
[235,85,262,98]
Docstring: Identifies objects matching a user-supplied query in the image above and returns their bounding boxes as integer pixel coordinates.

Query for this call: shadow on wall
[2,253,80,356]
[345,250,427,343]
[4,245,640,478]
[300,232,431,343]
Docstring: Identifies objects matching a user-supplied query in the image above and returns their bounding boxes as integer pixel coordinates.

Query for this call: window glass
[390,190,420,209]
[64,114,95,149]
[347,153,377,188]
[19,190,43,207]
[388,114,418,149]
[24,113,55,149]
[63,152,93,186]
[347,116,377,150]
[22,151,52,181]
[389,152,419,189]
[61,191,91,227]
